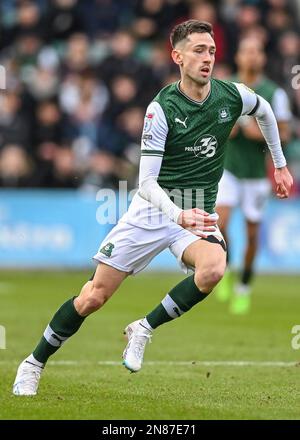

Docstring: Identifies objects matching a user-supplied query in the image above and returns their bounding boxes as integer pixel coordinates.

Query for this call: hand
[274,166,293,199]
[177,208,218,238]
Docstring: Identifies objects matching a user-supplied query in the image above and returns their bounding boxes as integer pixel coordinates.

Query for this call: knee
[76,280,111,316]
[89,281,111,310]
[195,266,225,292]
[84,294,105,313]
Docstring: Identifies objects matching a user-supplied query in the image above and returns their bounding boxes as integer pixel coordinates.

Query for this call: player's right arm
[138,101,217,235]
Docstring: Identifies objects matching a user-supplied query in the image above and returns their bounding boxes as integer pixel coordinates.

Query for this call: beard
[191,74,211,86]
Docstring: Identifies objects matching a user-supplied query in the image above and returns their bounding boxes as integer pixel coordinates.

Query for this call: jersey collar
[176,80,212,105]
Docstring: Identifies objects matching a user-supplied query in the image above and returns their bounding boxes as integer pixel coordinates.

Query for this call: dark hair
[170,20,214,48]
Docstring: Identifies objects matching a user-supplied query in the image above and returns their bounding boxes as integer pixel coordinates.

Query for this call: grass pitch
[0,270,299,420]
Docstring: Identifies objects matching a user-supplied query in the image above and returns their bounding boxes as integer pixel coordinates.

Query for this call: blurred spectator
[34,100,63,151]
[78,0,127,39]
[81,150,119,192]
[61,70,109,154]
[15,1,44,41]
[132,0,175,41]
[116,106,143,152]
[33,144,79,188]
[62,33,91,74]
[51,146,79,188]
[0,91,30,149]
[61,70,108,119]
[99,30,142,85]
[106,74,138,117]
[14,33,43,74]
[225,2,262,62]
[189,1,228,62]
[148,41,175,83]
[25,65,60,100]
[0,144,33,187]
[44,0,83,43]
[99,29,158,103]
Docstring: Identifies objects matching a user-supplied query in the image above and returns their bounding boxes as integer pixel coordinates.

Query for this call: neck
[179,77,211,102]
[238,70,262,87]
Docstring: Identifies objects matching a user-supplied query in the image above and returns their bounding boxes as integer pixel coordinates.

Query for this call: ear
[171,49,183,66]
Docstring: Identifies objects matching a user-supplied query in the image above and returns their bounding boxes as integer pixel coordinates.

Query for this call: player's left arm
[234,82,293,199]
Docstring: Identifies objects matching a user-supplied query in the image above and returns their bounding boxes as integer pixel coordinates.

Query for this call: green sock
[33,297,85,364]
[146,275,210,329]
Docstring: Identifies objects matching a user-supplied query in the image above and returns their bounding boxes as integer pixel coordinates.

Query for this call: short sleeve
[233,82,260,116]
[140,101,168,158]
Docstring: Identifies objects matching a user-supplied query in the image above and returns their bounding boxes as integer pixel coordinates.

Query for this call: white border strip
[1,360,299,367]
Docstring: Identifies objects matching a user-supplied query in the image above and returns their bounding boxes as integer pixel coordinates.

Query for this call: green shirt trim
[141,150,164,157]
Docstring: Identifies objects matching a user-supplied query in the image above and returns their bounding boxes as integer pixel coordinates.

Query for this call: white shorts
[93,193,223,275]
[216,170,271,223]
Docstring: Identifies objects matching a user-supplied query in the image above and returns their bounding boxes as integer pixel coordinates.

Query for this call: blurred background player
[216,36,292,314]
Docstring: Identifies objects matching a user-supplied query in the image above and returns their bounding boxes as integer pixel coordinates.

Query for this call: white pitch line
[0,360,299,367]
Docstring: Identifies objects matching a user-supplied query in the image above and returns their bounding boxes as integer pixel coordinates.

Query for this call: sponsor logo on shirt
[185,134,218,158]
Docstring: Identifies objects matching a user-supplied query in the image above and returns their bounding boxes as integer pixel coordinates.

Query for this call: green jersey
[141,79,252,213]
[224,76,290,179]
